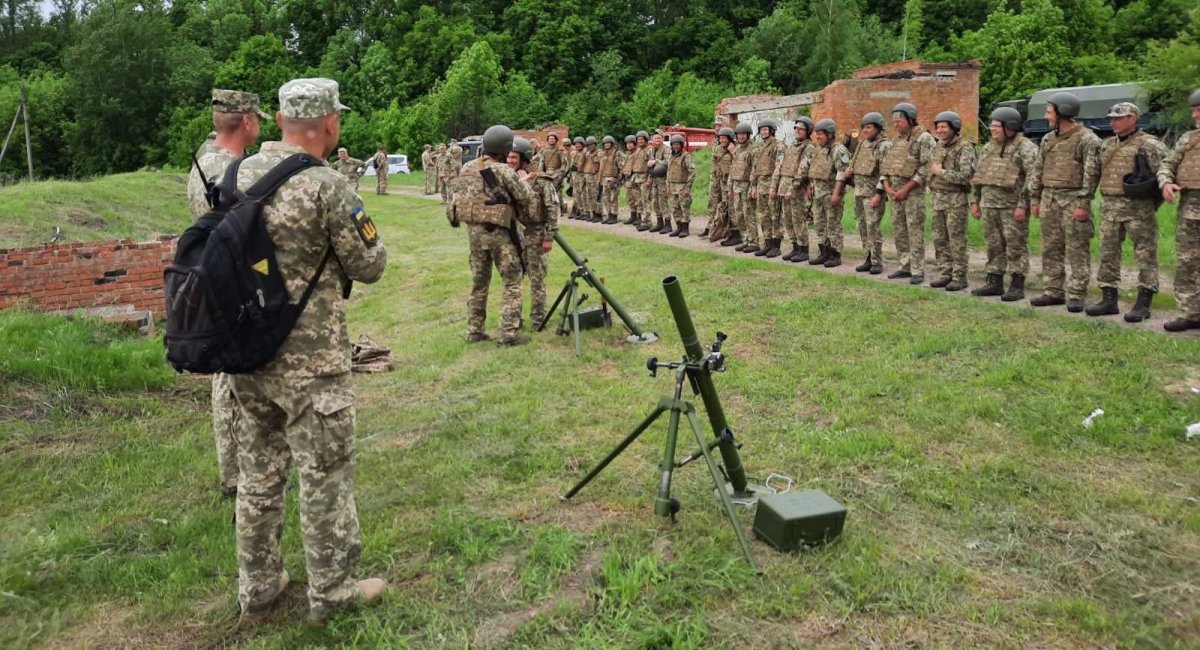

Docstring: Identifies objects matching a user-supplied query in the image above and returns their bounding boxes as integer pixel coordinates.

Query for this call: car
[457,139,483,164]
[364,154,410,176]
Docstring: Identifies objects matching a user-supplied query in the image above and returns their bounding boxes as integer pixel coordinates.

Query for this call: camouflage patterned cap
[1106,102,1141,118]
[278,78,350,119]
[211,89,271,120]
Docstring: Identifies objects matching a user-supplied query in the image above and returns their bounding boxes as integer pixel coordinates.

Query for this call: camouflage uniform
[971,136,1041,280]
[229,78,387,625]
[727,140,755,242]
[330,154,366,192]
[647,143,669,221]
[929,135,978,284]
[881,126,936,276]
[750,136,783,244]
[806,141,851,253]
[422,147,435,194]
[775,138,815,251]
[1033,123,1102,302]
[599,147,623,218]
[666,148,696,224]
[848,135,891,266]
[539,142,567,204]
[1157,129,1200,322]
[708,141,733,241]
[521,172,561,324]
[630,144,650,226]
[621,144,639,223]
[1097,132,1168,292]
[372,150,389,195]
[441,144,463,204]
[452,157,534,342]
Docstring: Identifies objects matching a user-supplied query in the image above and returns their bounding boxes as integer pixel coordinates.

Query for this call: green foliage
[212,34,297,107]
[949,0,1072,107]
[437,41,503,137]
[1143,8,1200,126]
[733,56,779,95]
[0,67,70,179]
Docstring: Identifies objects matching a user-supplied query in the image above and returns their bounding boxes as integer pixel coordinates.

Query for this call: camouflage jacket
[187,140,239,219]
[1032,123,1101,208]
[330,157,366,179]
[372,151,389,175]
[1158,129,1200,221]
[523,172,560,240]
[970,136,1040,210]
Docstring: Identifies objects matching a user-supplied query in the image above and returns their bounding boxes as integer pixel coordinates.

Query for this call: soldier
[229,78,388,627]
[881,102,935,283]
[372,145,389,195]
[330,147,366,192]
[632,131,653,230]
[774,118,816,262]
[845,112,890,274]
[422,144,435,194]
[1030,91,1102,312]
[582,136,602,222]
[705,127,735,242]
[927,111,978,290]
[187,89,270,499]
[663,134,696,237]
[567,136,586,219]
[970,107,1041,301]
[621,135,640,225]
[647,133,670,232]
[724,122,755,248]
[598,135,623,224]
[1157,89,1200,332]
[805,119,850,267]
[510,137,560,327]
[441,140,463,204]
[448,125,534,345]
[748,119,783,256]
[434,144,447,197]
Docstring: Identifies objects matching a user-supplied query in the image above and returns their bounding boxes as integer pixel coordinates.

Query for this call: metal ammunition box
[752,489,846,552]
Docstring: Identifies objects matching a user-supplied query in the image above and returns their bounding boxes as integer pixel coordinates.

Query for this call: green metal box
[753,489,846,551]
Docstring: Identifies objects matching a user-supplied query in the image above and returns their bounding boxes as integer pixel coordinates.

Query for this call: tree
[733,56,779,95]
[0,67,71,178]
[213,35,298,107]
[1142,8,1200,126]
[436,41,502,137]
[740,4,813,93]
[801,0,862,87]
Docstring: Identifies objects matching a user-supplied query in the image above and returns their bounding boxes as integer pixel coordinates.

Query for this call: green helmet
[990,106,1023,132]
[1191,89,1200,107]
[573,136,584,145]
[860,112,885,130]
[759,118,778,135]
[933,110,962,132]
[584,136,597,146]
[814,119,837,135]
[482,124,514,157]
[1048,91,1081,119]
[602,135,615,145]
[624,134,636,144]
[636,130,650,141]
[648,161,668,178]
[717,127,735,140]
[892,102,918,122]
[669,134,685,145]
[734,122,753,135]
[794,117,813,135]
[512,136,533,163]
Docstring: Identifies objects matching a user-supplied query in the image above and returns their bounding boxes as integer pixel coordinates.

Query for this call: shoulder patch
[351,203,378,247]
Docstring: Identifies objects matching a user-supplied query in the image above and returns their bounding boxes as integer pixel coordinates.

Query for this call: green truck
[994,82,1166,141]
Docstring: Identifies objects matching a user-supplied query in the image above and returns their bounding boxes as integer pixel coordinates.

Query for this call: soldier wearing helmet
[747,118,784,256]
[845,112,892,274]
[565,137,585,218]
[451,124,534,346]
[421,144,436,194]
[880,101,936,283]
[969,106,1041,301]
[723,122,756,248]
[662,134,696,238]
[704,127,736,242]
[927,111,978,291]
[433,143,448,198]
[597,136,623,224]
[620,136,639,225]
[538,132,566,203]
[805,119,851,267]
[642,133,670,233]
[440,140,464,204]
[1154,89,1200,332]
[576,136,601,222]
[631,131,652,230]
[772,117,817,262]
[508,136,560,329]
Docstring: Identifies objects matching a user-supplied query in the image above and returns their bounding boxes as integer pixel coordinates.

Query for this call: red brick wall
[814,64,982,142]
[0,237,177,315]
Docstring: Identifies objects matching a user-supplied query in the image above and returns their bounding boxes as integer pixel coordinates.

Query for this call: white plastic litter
[1082,409,1104,428]
[1186,421,1200,441]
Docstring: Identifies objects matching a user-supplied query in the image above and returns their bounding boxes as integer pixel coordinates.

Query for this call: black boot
[698,226,709,238]
[625,211,638,225]
[945,279,968,292]
[1029,292,1065,307]
[1086,287,1120,317]
[887,269,912,279]
[656,218,672,234]
[604,213,618,225]
[972,273,1003,297]
[670,221,688,238]
[754,237,771,256]
[782,242,799,261]
[764,238,781,258]
[809,243,829,266]
[855,253,872,273]
[741,241,760,254]
[636,218,653,232]
[1001,273,1025,302]
[930,276,951,288]
[1066,298,1085,313]
[650,217,664,232]
[823,247,842,268]
[1123,288,1154,323]
[720,230,741,247]
[1164,317,1200,332]
[791,244,809,263]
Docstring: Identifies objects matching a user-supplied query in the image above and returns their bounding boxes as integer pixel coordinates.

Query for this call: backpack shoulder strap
[240,153,322,201]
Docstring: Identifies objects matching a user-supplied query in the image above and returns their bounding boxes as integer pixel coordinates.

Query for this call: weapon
[479,166,527,275]
[555,164,577,193]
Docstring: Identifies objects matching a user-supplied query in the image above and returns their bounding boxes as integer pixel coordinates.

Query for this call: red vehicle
[658,125,715,152]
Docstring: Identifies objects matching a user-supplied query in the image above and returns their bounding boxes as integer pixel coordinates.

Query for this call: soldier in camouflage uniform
[449,125,535,345]
[773,119,816,262]
[441,141,463,204]
[845,112,890,274]
[928,111,978,290]
[1086,102,1169,322]
[229,78,387,627]
[433,144,447,196]
[664,134,696,238]
[598,136,623,224]
[705,128,735,242]
[510,137,560,327]
[881,102,936,284]
[724,123,755,248]
[647,133,670,232]
[632,131,653,230]
[567,137,585,219]
[1157,89,1200,332]
[748,120,783,257]
[421,145,436,194]
[372,146,389,195]
[804,119,850,267]
[539,133,567,207]
[970,107,1041,301]
[187,89,270,498]
[330,147,366,192]
[621,135,640,225]
[1030,92,1102,312]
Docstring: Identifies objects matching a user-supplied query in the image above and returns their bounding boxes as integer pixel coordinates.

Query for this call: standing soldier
[441,140,463,204]
[632,131,653,230]
[538,132,566,197]
[422,144,435,194]
[748,119,783,256]
[187,88,269,499]
[724,122,755,248]
[774,118,816,262]
[664,134,696,237]
[1087,102,1168,321]
[970,107,1040,301]
[881,102,935,283]
[510,137,559,328]
[646,133,670,232]
[805,119,850,267]
[567,136,585,219]
[230,78,388,627]
[1030,91,1101,312]
[580,136,601,222]
[621,135,640,225]
[927,111,978,290]
[448,125,534,345]
[372,145,389,195]
[845,112,890,274]
[433,144,447,197]
[598,135,623,224]
[330,147,366,192]
[1157,89,1200,332]
[705,127,735,242]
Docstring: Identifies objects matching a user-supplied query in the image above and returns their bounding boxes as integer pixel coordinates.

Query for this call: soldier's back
[187,141,238,220]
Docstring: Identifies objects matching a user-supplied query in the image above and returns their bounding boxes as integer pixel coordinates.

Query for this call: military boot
[239,571,291,627]
[1123,287,1155,323]
[720,230,742,247]
[1164,317,1200,332]
[650,217,664,232]
[497,333,531,346]
[823,248,842,268]
[809,243,829,266]
[1029,293,1065,307]
[791,244,810,263]
[636,218,652,231]
[1086,287,1120,317]
[1066,298,1085,313]
[887,269,912,280]
[1000,273,1026,302]
[673,222,690,238]
[698,226,709,237]
[855,253,872,273]
[593,211,605,223]
[782,242,799,261]
[659,218,675,234]
[972,273,1003,297]
[930,276,951,288]
[604,213,619,225]
[945,278,968,292]
[624,211,638,225]
[754,238,771,256]
[741,241,760,254]
[764,238,781,258]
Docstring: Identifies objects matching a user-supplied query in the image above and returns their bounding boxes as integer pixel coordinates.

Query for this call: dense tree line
[0,0,1198,178]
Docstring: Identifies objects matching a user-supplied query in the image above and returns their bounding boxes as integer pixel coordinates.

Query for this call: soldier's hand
[831,192,843,207]
[749,189,757,200]
[870,194,882,209]
[541,239,553,253]
[931,163,944,176]
[894,187,909,202]
[1031,203,1040,218]
[805,185,814,200]
[769,189,777,200]
[844,168,854,178]
[784,191,793,199]
[1163,183,1180,203]
[970,203,981,219]
[1072,205,1090,222]
[1013,207,1027,222]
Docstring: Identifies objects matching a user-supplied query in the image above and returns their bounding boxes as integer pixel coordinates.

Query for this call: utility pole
[20,83,33,181]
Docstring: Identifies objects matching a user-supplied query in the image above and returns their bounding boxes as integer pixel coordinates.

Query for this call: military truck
[1017,82,1163,141]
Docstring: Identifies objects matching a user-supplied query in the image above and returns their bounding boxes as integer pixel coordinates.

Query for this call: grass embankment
[1,193,1197,648]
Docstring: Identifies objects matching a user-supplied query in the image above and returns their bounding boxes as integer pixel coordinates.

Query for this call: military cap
[278,78,350,119]
[1106,102,1141,118]
[211,89,271,120]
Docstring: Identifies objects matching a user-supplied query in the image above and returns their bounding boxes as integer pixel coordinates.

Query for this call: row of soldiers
[422,141,464,202]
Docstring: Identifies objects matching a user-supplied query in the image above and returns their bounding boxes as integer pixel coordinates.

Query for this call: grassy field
[1,191,1197,649]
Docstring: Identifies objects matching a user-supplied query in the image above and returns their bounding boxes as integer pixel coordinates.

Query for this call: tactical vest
[880,126,926,178]
[581,151,598,174]
[1173,131,1200,189]
[777,142,803,178]
[632,148,648,173]
[729,144,752,182]
[452,158,515,228]
[851,137,884,177]
[1040,125,1090,189]
[975,138,1026,189]
[599,150,619,178]
[1099,132,1149,196]
[929,138,972,192]
[667,154,689,182]
[524,176,553,224]
[543,147,563,172]
[752,139,780,177]
[807,146,836,182]
[713,147,732,177]
[621,150,636,174]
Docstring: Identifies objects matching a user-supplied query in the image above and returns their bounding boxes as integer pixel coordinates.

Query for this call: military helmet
[669,134,685,145]
[624,134,636,143]
[717,127,735,140]
[892,102,918,121]
[1048,91,1081,119]
[573,136,585,145]
[794,116,814,135]
[585,136,597,146]
[601,135,615,145]
[759,118,778,134]
[512,136,533,163]
[482,124,514,157]
[636,130,650,141]
[648,161,668,178]
[990,106,1024,132]
[860,112,886,130]
[933,110,962,132]
[1190,89,1200,107]
[734,122,753,135]
[814,118,837,135]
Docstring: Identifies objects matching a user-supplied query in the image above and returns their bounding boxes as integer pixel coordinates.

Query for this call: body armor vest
[667,154,689,182]
[599,150,619,178]
[1099,132,1148,196]
[729,143,753,181]
[1041,125,1089,189]
[807,146,836,182]
[542,147,563,171]
[1173,131,1200,189]
[929,138,972,192]
[778,142,804,178]
[973,138,1025,189]
[713,146,732,177]
[582,151,600,174]
[453,158,515,227]
[632,148,648,173]
[753,139,780,177]
[621,151,636,174]
[851,137,884,177]
[880,126,926,178]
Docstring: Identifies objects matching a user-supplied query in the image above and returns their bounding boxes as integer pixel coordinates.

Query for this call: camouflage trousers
[707,173,730,240]
[468,223,523,341]
[668,182,692,223]
[579,173,597,216]
[853,194,884,262]
[212,372,239,493]
[729,180,755,244]
[753,176,780,239]
[889,185,926,276]
[376,173,388,195]
[523,225,551,324]
[230,372,362,622]
[780,188,808,247]
[440,176,455,204]
[931,191,970,283]
[601,176,621,215]
[424,171,435,194]
[1175,202,1199,319]
[348,176,360,193]
[1039,189,1094,300]
[981,206,1030,277]
[649,178,668,218]
[812,182,842,251]
[625,176,643,215]
[1097,196,1159,292]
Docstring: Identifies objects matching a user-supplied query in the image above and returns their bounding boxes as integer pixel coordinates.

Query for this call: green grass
[1,193,1196,648]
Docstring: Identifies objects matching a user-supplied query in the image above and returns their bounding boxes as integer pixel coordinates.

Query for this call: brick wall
[0,237,177,316]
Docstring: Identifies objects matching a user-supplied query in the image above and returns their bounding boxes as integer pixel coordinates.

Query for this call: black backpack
[165,153,331,374]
